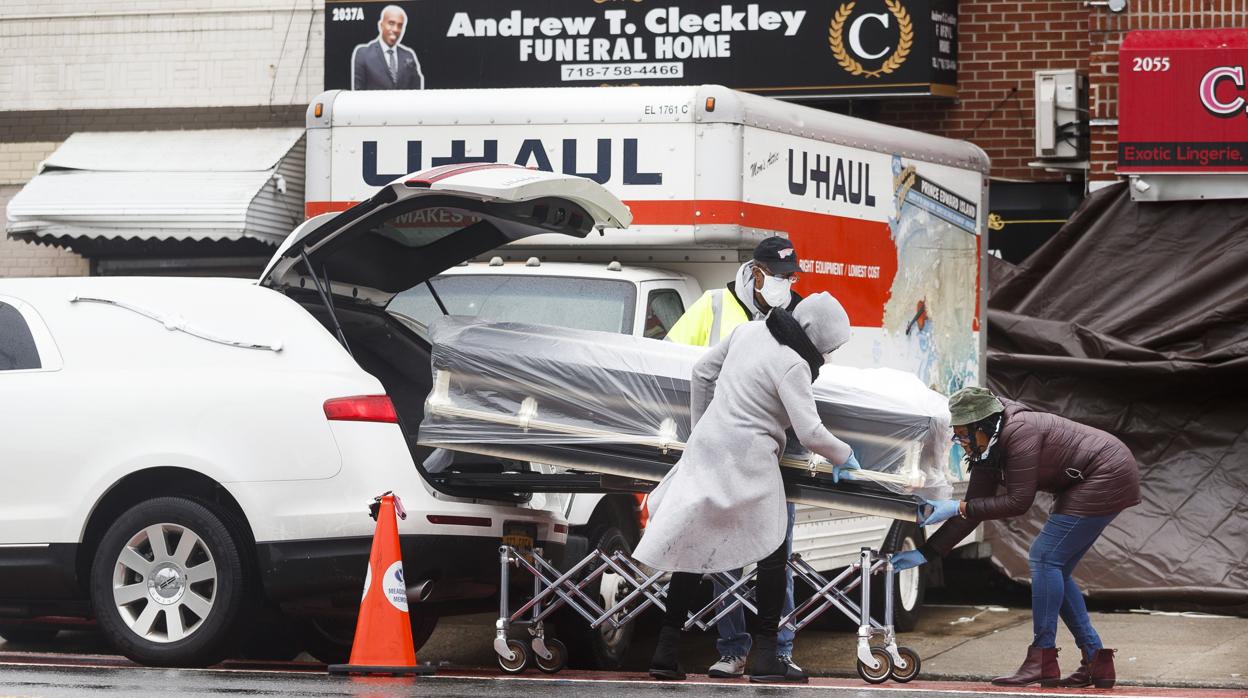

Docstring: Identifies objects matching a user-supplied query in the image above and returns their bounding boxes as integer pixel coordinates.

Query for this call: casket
[418,319,954,522]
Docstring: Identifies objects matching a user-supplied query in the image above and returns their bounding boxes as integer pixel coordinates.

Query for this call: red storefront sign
[1119,29,1248,173]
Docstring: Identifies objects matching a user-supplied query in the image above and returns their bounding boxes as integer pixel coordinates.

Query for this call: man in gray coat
[663,236,804,679]
[636,293,860,683]
[351,5,425,90]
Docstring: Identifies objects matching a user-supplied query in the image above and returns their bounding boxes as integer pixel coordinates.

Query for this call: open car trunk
[293,299,648,501]
[261,164,640,501]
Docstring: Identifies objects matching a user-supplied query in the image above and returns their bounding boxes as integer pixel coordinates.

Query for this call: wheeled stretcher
[416,320,951,682]
[492,543,920,684]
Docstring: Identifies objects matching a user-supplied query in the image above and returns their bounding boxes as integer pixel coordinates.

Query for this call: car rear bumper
[256,534,565,604]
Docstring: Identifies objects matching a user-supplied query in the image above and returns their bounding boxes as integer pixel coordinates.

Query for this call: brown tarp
[983,182,1248,605]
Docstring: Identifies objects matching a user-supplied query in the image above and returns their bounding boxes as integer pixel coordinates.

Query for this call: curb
[814,669,1248,691]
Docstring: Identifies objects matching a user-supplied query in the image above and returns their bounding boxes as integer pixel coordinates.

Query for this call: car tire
[561,524,637,670]
[0,623,59,644]
[89,497,252,667]
[877,522,927,632]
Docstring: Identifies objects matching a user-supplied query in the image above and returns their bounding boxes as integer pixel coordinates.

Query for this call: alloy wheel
[111,523,218,643]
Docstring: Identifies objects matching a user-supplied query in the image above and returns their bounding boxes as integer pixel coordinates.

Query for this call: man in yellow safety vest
[664,236,803,678]
[666,236,803,345]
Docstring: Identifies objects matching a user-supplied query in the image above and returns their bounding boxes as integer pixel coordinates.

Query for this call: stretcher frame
[492,543,921,683]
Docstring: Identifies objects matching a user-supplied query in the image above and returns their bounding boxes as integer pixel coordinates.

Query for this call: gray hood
[793,292,851,354]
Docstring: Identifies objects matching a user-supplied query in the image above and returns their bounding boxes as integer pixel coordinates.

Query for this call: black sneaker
[779,654,809,682]
[748,637,809,684]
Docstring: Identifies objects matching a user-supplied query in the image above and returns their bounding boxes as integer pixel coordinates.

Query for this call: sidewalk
[904,605,1248,690]
[414,605,1248,690]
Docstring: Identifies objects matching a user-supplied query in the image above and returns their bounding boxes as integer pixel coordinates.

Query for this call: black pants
[663,540,789,637]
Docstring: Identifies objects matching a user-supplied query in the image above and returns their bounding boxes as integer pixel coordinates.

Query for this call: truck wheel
[90,497,251,667]
[297,617,353,665]
[0,623,59,644]
[562,525,637,669]
[237,607,301,661]
[877,522,926,632]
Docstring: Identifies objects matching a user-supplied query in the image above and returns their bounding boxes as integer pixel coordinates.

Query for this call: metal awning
[6,128,305,247]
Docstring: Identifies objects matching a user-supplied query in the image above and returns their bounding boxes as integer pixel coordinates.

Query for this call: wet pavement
[1,662,1245,698]
[2,600,1245,696]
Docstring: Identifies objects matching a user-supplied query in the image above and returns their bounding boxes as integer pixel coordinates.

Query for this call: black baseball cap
[753,236,800,275]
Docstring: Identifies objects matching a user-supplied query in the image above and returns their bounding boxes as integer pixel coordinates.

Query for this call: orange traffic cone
[328,492,435,676]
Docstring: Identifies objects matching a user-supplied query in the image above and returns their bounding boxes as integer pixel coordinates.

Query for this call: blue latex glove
[831,452,862,484]
[921,498,960,526]
[891,549,927,571]
[843,452,862,470]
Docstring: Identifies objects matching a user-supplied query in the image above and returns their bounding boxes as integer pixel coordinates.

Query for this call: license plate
[502,522,537,551]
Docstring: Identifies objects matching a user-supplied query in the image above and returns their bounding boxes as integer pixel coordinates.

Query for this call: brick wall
[0,1,324,111]
[876,1,1248,182]
[0,2,323,278]
[876,0,1090,181]
[0,141,88,277]
[0,107,304,278]
[0,105,306,145]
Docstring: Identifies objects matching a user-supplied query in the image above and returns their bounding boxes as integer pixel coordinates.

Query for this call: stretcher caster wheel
[497,639,528,674]
[533,638,567,674]
[890,646,921,683]
[856,647,893,684]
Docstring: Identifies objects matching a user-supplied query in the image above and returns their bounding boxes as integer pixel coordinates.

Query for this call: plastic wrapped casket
[419,319,954,521]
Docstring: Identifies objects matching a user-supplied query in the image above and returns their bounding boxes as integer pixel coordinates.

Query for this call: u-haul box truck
[304,84,989,663]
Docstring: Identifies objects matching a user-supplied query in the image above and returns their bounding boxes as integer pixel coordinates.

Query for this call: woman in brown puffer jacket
[889,387,1140,689]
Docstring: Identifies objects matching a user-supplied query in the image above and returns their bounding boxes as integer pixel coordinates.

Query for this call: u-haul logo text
[787,149,877,207]
[361,137,663,187]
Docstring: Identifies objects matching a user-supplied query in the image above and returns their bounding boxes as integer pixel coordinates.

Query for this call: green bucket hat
[948,387,1004,426]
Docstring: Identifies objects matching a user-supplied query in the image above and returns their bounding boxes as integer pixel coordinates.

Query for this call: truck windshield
[388,274,636,335]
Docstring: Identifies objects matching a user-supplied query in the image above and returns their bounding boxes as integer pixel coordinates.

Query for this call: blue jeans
[1029,512,1117,650]
[713,503,797,657]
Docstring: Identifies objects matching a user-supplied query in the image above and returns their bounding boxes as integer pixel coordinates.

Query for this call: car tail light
[323,395,398,423]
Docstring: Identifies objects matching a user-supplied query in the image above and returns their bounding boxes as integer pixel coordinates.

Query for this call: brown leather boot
[1058,647,1094,687]
[991,645,1060,687]
[1089,648,1117,688]
[1059,647,1118,688]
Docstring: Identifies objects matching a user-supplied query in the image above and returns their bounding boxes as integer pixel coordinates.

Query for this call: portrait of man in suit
[351,5,424,90]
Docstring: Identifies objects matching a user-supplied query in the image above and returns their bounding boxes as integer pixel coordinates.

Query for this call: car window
[389,275,637,335]
[643,289,686,340]
[0,301,41,371]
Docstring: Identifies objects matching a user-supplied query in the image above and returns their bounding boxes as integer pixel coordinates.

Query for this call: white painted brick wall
[0,142,58,186]
[0,185,88,278]
[0,1,325,111]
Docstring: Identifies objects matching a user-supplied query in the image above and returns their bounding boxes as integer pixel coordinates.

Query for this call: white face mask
[822,351,836,364]
[758,273,793,308]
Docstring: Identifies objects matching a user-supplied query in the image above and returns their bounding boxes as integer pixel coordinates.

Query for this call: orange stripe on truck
[303,199,909,328]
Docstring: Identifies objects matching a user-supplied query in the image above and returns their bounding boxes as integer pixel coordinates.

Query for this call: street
[2,600,1245,697]
[0,661,1243,698]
